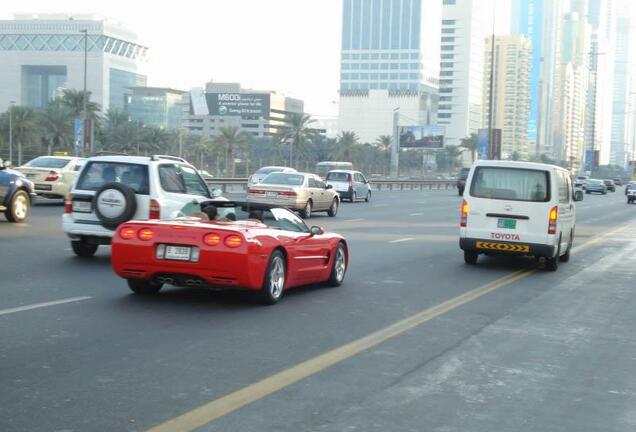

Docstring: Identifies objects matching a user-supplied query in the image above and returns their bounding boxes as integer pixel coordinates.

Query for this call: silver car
[248,166,296,187]
[247,172,340,218]
[325,170,371,202]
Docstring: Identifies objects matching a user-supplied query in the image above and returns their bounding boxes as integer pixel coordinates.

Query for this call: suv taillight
[548,206,558,234]
[45,170,59,181]
[64,194,72,214]
[460,199,469,227]
[149,199,160,219]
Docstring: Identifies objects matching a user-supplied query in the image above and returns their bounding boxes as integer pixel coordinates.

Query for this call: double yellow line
[146,223,632,432]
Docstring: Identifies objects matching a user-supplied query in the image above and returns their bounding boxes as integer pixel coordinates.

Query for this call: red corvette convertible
[111,201,348,304]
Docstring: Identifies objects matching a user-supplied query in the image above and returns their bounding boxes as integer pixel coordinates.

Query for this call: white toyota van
[459,160,583,271]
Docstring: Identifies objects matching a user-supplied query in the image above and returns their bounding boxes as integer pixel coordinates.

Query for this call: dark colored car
[0,159,36,223]
[613,178,623,186]
[457,167,470,196]
[603,179,616,192]
[625,182,636,195]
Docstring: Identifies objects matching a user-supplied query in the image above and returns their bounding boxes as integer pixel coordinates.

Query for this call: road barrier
[205,178,457,194]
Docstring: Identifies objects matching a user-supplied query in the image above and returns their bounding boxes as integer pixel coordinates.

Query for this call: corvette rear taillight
[64,194,72,214]
[149,199,160,219]
[203,233,221,246]
[120,226,136,240]
[548,206,558,235]
[45,170,59,181]
[138,228,154,241]
[224,235,242,248]
[460,200,469,227]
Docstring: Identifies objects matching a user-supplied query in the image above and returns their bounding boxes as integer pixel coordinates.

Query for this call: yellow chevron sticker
[475,242,530,253]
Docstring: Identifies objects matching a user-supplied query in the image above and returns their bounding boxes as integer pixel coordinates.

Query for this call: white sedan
[17,156,85,199]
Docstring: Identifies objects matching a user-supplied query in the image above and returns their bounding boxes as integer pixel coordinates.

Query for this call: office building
[125,87,185,129]
[338,0,441,143]
[437,0,495,149]
[610,16,630,167]
[0,14,147,113]
[482,34,531,159]
[181,81,304,138]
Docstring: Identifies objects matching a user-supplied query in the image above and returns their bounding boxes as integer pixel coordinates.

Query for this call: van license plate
[497,218,517,229]
[164,246,191,261]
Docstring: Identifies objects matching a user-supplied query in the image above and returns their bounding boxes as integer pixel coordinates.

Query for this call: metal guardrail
[205,178,457,194]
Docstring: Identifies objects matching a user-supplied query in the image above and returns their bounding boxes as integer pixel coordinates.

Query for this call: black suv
[457,167,470,196]
[0,158,36,223]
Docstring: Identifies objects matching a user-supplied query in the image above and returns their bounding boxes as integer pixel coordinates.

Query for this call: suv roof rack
[150,155,188,163]
[92,151,128,157]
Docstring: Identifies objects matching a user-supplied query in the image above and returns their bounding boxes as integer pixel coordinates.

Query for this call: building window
[442,19,456,25]
[390,63,399,70]
[370,63,379,70]
[390,73,399,80]
[370,73,379,79]
[440,70,453,76]
[438,105,452,110]
[360,73,369,79]
[409,73,418,79]
[342,64,351,70]
[361,63,370,70]
[443,0,456,4]
[441,54,454,59]
[440,88,453,93]
[441,37,455,42]
[442,28,455,34]
[441,46,454,51]
[439,96,452,101]
[438,113,452,118]
[380,73,388,79]
[390,53,399,59]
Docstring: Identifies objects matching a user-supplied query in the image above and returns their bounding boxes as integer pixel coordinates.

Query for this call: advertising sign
[584,149,594,172]
[74,118,83,154]
[190,88,209,116]
[398,126,444,149]
[205,93,270,118]
[477,128,502,160]
[477,129,489,160]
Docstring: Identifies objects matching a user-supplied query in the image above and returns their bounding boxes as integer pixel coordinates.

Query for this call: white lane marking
[389,237,414,244]
[409,213,424,216]
[0,296,92,317]
[344,218,365,222]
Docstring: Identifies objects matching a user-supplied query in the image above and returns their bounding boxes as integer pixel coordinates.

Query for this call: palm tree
[443,145,465,174]
[375,135,392,175]
[61,89,102,120]
[460,133,479,162]
[10,106,39,165]
[38,100,74,155]
[104,109,130,130]
[337,131,359,161]
[276,113,317,168]
[212,126,250,177]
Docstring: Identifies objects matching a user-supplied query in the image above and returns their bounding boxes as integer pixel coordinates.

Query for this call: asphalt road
[1,189,636,432]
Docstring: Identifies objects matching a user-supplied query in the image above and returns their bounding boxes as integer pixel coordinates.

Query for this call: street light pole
[80,29,88,156]
[487,4,496,160]
[8,101,15,164]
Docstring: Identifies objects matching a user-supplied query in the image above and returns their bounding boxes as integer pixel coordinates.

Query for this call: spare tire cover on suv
[93,182,137,228]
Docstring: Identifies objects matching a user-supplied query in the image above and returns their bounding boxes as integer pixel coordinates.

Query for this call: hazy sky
[2,0,343,116]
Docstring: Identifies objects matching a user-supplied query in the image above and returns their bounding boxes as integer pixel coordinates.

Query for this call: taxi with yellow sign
[459,160,583,271]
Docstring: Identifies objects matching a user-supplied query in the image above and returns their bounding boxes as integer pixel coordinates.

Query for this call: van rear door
[465,166,552,246]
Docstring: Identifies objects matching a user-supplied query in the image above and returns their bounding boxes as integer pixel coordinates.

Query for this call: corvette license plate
[164,245,191,261]
[497,218,517,229]
[72,201,92,213]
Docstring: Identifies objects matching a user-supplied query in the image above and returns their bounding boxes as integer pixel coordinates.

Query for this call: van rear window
[470,167,550,202]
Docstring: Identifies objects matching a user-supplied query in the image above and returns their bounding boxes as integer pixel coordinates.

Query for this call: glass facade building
[340,0,429,91]
[21,65,67,109]
[110,68,147,112]
[126,87,185,129]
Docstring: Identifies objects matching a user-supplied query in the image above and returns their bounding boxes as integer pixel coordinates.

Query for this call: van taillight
[64,194,73,213]
[460,200,469,227]
[149,199,160,219]
[548,206,558,234]
[45,170,59,181]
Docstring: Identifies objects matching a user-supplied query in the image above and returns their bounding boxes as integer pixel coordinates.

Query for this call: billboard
[584,149,594,172]
[205,93,270,118]
[398,126,444,149]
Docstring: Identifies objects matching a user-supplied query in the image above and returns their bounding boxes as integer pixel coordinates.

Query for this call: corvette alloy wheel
[334,246,346,282]
[269,255,285,299]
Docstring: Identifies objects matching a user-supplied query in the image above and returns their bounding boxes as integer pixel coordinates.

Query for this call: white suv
[63,154,220,257]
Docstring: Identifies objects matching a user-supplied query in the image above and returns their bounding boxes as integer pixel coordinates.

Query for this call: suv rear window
[470,167,550,202]
[326,172,351,181]
[76,161,149,194]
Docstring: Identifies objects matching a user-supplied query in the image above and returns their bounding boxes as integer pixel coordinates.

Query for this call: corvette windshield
[261,173,304,186]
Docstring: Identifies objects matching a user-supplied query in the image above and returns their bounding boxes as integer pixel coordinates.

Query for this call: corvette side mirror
[309,226,324,235]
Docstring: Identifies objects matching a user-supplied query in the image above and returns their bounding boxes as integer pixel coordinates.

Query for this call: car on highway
[16,156,85,199]
[603,179,616,192]
[325,169,371,202]
[627,187,636,204]
[586,179,607,194]
[248,166,296,187]
[315,161,353,179]
[247,172,339,219]
[626,181,636,195]
[613,177,623,186]
[459,160,583,271]
[457,167,470,196]
[111,201,348,304]
[574,175,589,189]
[63,154,220,257]
[0,157,36,223]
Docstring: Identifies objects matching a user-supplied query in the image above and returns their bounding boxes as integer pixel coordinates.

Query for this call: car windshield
[260,173,304,186]
[256,167,285,175]
[326,172,351,181]
[470,167,550,202]
[25,157,71,169]
[76,161,150,194]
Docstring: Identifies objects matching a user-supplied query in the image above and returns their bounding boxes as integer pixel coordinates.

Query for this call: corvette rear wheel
[258,250,286,305]
[327,243,347,287]
[127,279,163,295]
